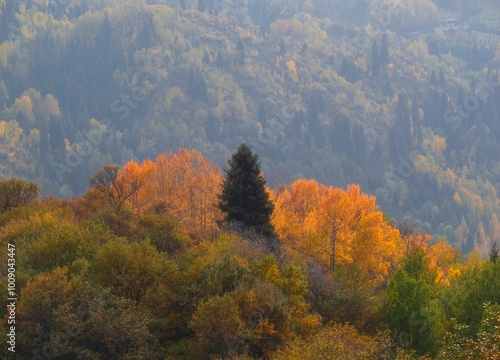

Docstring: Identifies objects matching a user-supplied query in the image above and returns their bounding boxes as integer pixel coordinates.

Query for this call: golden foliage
[122,149,223,234]
[272,179,402,284]
[273,323,391,360]
[285,60,299,83]
[269,19,304,42]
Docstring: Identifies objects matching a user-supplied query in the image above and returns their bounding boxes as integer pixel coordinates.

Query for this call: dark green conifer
[372,40,380,76]
[218,144,276,239]
[430,71,439,87]
[490,242,499,264]
[380,33,390,65]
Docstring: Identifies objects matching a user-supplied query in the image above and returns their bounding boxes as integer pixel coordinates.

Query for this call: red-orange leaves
[121,149,223,235]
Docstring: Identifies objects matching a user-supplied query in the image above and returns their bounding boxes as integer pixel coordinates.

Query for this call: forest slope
[1,152,499,359]
[0,0,499,252]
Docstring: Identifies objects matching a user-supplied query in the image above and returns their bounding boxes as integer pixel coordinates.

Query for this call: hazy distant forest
[0,0,500,358]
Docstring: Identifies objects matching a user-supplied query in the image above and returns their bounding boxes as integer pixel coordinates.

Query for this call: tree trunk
[331,228,336,272]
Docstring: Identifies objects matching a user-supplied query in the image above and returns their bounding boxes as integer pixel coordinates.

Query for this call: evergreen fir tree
[198,0,206,12]
[279,38,286,56]
[48,117,66,152]
[301,42,308,55]
[380,33,389,65]
[412,96,423,146]
[0,4,10,43]
[0,2,19,43]
[340,57,350,80]
[205,112,218,142]
[0,80,9,108]
[218,144,276,240]
[397,92,412,155]
[187,68,207,101]
[439,68,446,88]
[215,51,224,69]
[136,13,156,49]
[257,103,266,126]
[372,40,380,76]
[202,50,211,65]
[352,123,367,163]
[430,71,439,87]
[307,99,324,148]
[290,110,304,139]
[490,242,499,264]
[428,39,440,58]
[236,39,245,64]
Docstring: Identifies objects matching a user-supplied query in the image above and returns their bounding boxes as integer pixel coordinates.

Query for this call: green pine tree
[218,143,276,240]
[371,40,380,76]
[380,33,390,65]
[490,242,499,264]
[0,80,9,108]
[430,71,439,87]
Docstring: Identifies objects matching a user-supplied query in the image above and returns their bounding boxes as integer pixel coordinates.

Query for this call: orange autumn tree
[271,179,324,252]
[88,164,146,214]
[401,232,432,257]
[394,226,460,284]
[121,149,223,234]
[272,179,402,284]
[402,232,460,284]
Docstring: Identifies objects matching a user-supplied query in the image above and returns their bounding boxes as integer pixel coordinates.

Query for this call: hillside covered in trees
[1,147,500,359]
[1,0,500,254]
[2,1,500,358]
[0,1,499,255]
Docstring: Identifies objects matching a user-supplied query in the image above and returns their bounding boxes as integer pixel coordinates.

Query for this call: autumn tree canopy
[272,179,401,282]
[0,178,39,212]
[119,149,223,235]
[88,164,143,214]
[2,162,498,359]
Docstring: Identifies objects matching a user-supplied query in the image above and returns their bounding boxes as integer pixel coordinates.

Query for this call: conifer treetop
[218,143,276,239]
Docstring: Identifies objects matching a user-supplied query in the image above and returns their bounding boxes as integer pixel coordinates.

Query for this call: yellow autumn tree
[427,237,461,285]
[314,186,357,272]
[400,231,460,284]
[15,95,36,131]
[272,180,402,284]
[271,179,323,255]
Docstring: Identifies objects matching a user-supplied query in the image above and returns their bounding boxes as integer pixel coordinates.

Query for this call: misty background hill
[0,0,499,254]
